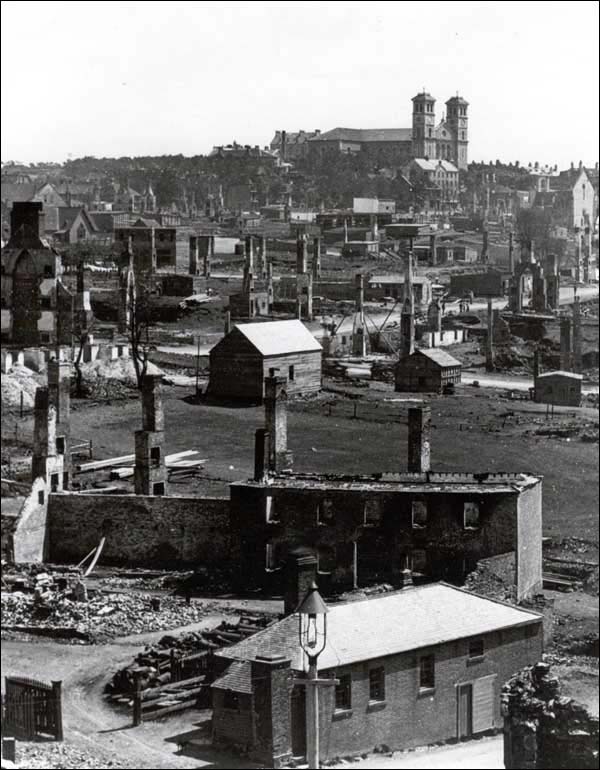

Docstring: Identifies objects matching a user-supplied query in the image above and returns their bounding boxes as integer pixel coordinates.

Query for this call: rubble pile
[464,562,517,602]
[1,568,230,642]
[503,661,599,770]
[6,741,134,769]
[106,610,275,698]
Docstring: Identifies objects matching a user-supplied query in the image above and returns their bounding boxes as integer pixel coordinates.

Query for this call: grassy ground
[26,381,593,542]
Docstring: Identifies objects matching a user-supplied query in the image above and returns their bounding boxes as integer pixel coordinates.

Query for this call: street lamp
[298,581,329,770]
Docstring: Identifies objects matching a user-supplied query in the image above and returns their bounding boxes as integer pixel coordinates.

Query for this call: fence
[3,677,63,741]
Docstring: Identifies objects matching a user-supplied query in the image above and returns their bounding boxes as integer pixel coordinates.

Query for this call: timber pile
[106,610,275,699]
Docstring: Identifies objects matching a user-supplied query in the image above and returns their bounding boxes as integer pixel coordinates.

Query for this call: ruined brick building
[1,202,73,346]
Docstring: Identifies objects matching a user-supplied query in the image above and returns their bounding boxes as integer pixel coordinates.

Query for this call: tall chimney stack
[264,368,292,472]
[408,406,431,474]
[560,316,572,371]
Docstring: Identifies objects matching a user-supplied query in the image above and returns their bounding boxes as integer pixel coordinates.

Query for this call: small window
[288,365,295,382]
[63,471,69,488]
[412,500,428,528]
[335,674,352,711]
[150,446,161,466]
[265,542,278,571]
[317,499,335,526]
[153,481,165,496]
[40,333,51,343]
[419,654,435,690]
[369,667,385,702]
[50,473,59,493]
[224,690,240,710]
[468,638,484,659]
[464,502,480,530]
[43,265,54,277]
[364,499,382,527]
[56,436,65,455]
[40,297,52,310]
[38,490,45,505]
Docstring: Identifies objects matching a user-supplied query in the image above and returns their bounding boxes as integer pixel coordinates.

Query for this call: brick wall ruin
[47,493,232,567]
[503,662,599,769]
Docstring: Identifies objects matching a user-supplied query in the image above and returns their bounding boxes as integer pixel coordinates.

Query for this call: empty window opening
[62,472,69,489]
[50,473,59,493]
[317,499,335,526]
[318,545,336,574]
[37,490,45,505]
[265,495,279,524]
[153,481,165,496]
[469,638,485,659]
[265,542,279,571]
[412,500,428,528]
[40,297,52,310]
[56,436,66,455]
[419,654,435,690]
[43,265,54,277]
[150,446,161,466]
[335,674,352,711]
[369,667,385,702]
[411,549,428,573]
[288,365,295,382]
[364,499,383,527]
[464,502,480,529]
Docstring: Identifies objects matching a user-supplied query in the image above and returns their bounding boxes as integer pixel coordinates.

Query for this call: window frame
[368,666,385,703]
[334,673,352,712]
[419,654,435,691]
[411,499,428,529]
[463,501,481,530]
[468,637,485,660]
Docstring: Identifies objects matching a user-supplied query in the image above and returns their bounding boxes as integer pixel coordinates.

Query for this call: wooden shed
[534,371,583,407]
[208,319,322,401]
[395,348,462,393]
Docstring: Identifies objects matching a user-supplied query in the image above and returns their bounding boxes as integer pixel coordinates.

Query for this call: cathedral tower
[445,95,469,170]
[411,91,437,159]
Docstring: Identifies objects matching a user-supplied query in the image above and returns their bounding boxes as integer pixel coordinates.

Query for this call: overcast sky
[1,1,598,167]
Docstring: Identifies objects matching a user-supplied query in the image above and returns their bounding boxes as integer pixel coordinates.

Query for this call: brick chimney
[249,655,292,768]
[284,547,318,615]
[408,406,431,473]
[134,374,167,496]
[264,368,292,472]
[8,201,45,249]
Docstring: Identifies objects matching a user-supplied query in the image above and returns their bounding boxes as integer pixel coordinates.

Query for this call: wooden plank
[77,454,134,472]
[141,684,205,706]
[141,695,203,720]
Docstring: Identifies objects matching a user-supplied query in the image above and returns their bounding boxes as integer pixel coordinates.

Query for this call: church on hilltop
[303,90,469,170]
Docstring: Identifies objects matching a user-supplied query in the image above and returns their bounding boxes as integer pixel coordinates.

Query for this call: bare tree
[128,276,154,389]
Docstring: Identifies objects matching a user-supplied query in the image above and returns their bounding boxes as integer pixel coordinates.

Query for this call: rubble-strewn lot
[3,742,135,769]
[1,567,237,643]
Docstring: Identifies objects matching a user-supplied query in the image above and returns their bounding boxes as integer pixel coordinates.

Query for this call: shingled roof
[217,583,541,672]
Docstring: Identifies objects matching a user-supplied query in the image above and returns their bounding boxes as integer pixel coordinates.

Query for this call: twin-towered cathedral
[411,91,469,170]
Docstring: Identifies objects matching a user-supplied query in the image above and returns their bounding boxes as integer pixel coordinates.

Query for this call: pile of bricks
[503,661,599,769]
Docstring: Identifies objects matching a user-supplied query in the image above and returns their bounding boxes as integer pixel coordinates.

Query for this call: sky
[1,0,598,167]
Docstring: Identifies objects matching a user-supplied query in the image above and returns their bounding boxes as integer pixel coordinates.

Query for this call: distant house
[403,158,460,209]
[533,167,596,230]
[366,274,433,307]
[270,130,321,161]
[450,268,507,298]
[395,348,462,393]
[534,371,583,407]
[51,207,98,244]
[114,218,178,272]
[211,583,543,765]
[208,319,322,401]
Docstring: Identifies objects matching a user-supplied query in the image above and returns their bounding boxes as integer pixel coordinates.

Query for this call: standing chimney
[189,236,199,275]
[485,297,494,371]
[572,298,583,373]
[224,310,232,335]
[264,368,292,472]
[48,358,72,488]
[352,274,368,357]
[560,316,572,371]
[429,233,437,266]
[481,229,489,263]
[312,237,322,281]
[283,548,318,616]
[134,374,167,496]
[245,235,255,272]
[408,406,431,473]
[296,233,308,274]
[400,250,415,359]
[254,428,269,482]
[508,230,514,274]
[533,347,540,380]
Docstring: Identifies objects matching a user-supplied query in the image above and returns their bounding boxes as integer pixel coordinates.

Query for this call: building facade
[213,583,543,765]
[395,349,463,393]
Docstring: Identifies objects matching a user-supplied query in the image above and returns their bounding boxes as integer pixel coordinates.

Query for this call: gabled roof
[56,207,98,233]
[217,583,541,672]
[0,182,38,203]
[416,348,462,368]
[212,660,252,694]
[234,319,322,357]
[310,127,412,143]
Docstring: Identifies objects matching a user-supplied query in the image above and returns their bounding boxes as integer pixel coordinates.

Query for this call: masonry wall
[212,691,254,750]
[314,621,543,761]
[516,483,543,599]
[11,477,49,563]
[47,493,233,567]
[230,484,524,593]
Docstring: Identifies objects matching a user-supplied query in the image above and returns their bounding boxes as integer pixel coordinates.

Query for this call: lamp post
[297,581,329,770]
